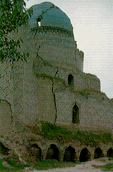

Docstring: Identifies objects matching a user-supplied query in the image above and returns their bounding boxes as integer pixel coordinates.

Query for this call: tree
[0,0,33,63]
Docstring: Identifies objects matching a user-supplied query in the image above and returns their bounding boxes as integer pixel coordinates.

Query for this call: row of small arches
[27,144,113,162]
[1,142,112,162]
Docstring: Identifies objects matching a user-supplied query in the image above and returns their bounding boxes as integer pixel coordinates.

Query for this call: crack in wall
[51,68,59,124]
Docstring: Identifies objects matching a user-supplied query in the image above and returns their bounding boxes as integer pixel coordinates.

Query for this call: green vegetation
[1,0,33,63]
[0,158,29,171]
[33,160,77,170]
[36,73,66,85]
[0,157,77,172]
[92,163,113,171]
[27,122,113,145]
[78,88,106,97]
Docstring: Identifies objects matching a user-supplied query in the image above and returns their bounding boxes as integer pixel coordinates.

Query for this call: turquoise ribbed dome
[29,2,73,32]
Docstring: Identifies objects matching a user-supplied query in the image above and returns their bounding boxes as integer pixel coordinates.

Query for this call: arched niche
[107,147,113,158]
[63,146,76,162]
[0,142,9,155]
[68,74,74,87]
[46,144,59,161]
[94,147,104,159]
[79,148,91,162]
[72,103,79,124]
[28,144,41,160]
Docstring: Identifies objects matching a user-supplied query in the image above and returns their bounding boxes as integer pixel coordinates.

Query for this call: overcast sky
[25,0,113,99]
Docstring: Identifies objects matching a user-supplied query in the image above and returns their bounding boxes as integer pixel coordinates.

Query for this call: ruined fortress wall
[0,62,14,112]
[73,72,100,91]
[81,97,113,130]
[36,77,56,123]
[0,25,111,129]
[75,49,84,72]
[11,58,57,125]
[55,89,113,131]
[33,31,77,70]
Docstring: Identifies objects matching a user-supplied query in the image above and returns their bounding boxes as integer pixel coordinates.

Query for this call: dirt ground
[24,157,113,172]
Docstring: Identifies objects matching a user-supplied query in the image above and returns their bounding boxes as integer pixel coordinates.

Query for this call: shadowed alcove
[72,103,79,124]
[79,148,91,162]
[68,74,74,87]
[63,146,76,162]
[107,148,113,158]
[0,142,10,155]
[46,144,59,161]
[94,147,104,159]
[28,144,41,160]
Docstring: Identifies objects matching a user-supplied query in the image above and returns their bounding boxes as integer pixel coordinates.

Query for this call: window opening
[36,15,42,27]
[68,74,74,87]
[38,21,41,27]
[72,103,79,124]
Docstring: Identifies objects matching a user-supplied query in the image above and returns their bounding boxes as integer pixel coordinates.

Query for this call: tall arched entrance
[72,103,79,124]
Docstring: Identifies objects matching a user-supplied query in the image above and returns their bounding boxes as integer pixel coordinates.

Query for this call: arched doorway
[63,146,76,162]
[79,148,91,162]
[72,103,79,124]
[94,147,104,159]
[46,144,59,161]
[107,148,113,158]
[28,144,41,160]
[68,74,74,87]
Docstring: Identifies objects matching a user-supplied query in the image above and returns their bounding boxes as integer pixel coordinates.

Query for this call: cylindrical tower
[28,2,77,70]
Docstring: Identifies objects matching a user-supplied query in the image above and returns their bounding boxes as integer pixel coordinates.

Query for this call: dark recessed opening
[94,147,104,159]
[28,144,41,160]
[36,15,42,27]
[63,146,76,162]
[72,103,79,124]
[79,148,91,162]
[68,74,74,87]
[46,144,59,161]
[107,148,113,158]
[0,142,9,155]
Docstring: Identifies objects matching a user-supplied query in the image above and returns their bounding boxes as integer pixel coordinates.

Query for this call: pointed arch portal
[46,144,59,161]
[68,74,74,87]
[28,144,41,160]
[72,103,79,124]
[63,146,76,162]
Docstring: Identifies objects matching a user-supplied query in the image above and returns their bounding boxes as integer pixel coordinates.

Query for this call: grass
[0,158,29,172]
[0,158,78,172]
[27,121,113,146]
[92,163,113,171]
[33,160,78,170]
[36,73,66,85]
[78,88,106,97]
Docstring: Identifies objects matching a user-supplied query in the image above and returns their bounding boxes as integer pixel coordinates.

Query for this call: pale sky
[25,0,113,99]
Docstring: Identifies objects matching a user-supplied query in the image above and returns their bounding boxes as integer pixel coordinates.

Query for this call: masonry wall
[55,88,113,131]
[1,24,112,131]
[0,62,14,111]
